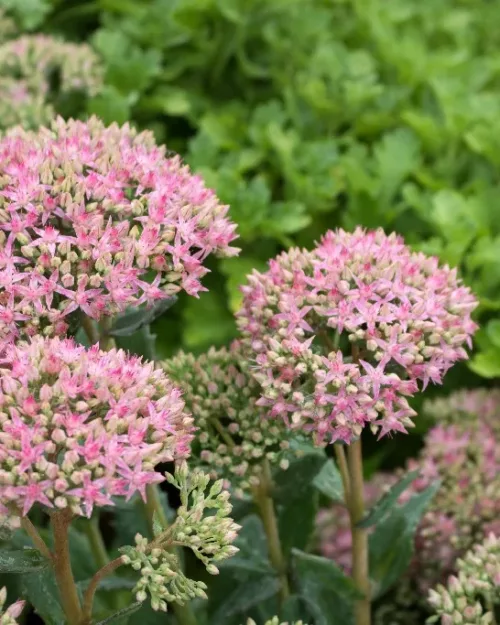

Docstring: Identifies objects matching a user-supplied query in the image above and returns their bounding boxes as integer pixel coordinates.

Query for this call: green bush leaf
[358,469,420,528]
[211,575,280,621]
[0,549,48,574]
[292,549,361,625]
[96,602,142,624]
[109,299,177,337]
[313,459,344,502]
[21,569,65,625]
[369,480,441,598]
[274,452,327,504]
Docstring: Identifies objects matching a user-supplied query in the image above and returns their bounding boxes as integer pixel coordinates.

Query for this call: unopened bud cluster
[166,462,240,568]
[0,336,194,517]
[0,116,238,351]
[428,533,500,624]
[121,533,208,611]
[0,587,24,625]
[0,35,102,129]
[121,464,239,612]
[237,228,477,444]
[163,342,294,495]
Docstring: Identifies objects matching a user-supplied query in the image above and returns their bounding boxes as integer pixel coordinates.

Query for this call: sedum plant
[237,227,477,625]
[0,34,103,130]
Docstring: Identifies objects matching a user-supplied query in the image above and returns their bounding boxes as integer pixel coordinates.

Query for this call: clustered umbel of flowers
[0,588,24,625]
[121,463,240,612]
[163,342,294,496]
[237,228,477,444]
[317,390,500,589]
[0,116,238,352]
[0,336,194,517]
[403,390,500,592]
[315,472,395,572]
[424,389,500,433]
[246,619,308,625]
[0,35,102,129]
[428,533,500,625]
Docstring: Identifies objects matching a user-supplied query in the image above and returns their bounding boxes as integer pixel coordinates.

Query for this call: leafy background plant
[0,0,499,623]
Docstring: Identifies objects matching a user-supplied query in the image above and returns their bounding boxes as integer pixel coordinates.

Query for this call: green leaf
[468,348,500,379]
[374,128,421,203]
[292,549,361,625]
[211,575,280,621]
[114,324,157,360]
[0,549,48,574]
[278,492,318,555]
[96,602,142,624]
[109,299,177,337]
[369,480,441,598]
[21,569,65,625]
[487,319,500,349]
[313,459,344,502]
[358,470,420,528]
[274,452,327,504]
[281,595,306,623]
[0,0,50,29]
[87,86,132,125]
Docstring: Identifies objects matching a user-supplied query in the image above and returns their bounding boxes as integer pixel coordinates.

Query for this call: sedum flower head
[0,35,102,129]
[428,533,500,625]
[0,116,238,350]
[0,336,194,517]
[318,389,500,609]
[237,227,477,444]
[0,587,24,625]
[424,388,500,433]
[404,391,500,592]
[163,342,294,496]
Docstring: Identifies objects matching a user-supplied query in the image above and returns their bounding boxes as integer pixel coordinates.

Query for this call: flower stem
[251,458,290,605]
[81,556,125,624]
[51,510,82,624]
[20,515,52,560]
[83,517,109,570]
[98,317,115,351]
[347,439,371,625]
[334,444,351,506]
[144,485,198,625]
[81,314,99,345]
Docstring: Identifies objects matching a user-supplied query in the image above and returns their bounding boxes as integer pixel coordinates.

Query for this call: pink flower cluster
[0,35,102,129]
[0,116,238,351]
[0,336,194,517]
[406,390,500,591]
[237,228,477,444]
[316,390,500,609]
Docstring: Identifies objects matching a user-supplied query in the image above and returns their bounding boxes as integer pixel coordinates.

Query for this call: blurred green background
[3,0,500,464]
